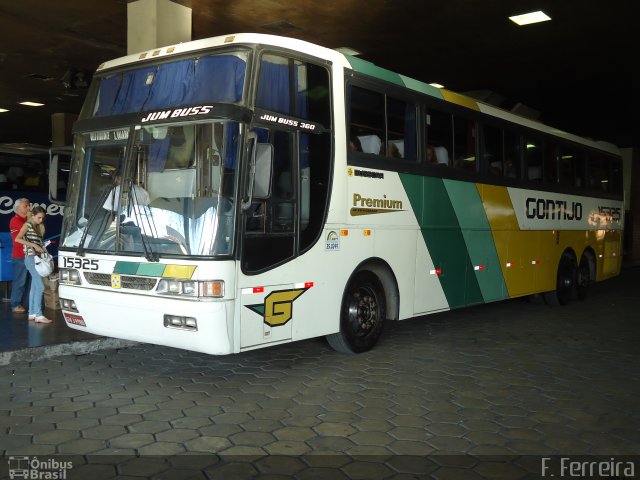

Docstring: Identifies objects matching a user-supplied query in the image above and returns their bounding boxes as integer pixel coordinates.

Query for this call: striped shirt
[23,223,43,256]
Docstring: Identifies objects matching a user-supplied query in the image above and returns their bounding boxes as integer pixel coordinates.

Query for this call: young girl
[15,206,52,323]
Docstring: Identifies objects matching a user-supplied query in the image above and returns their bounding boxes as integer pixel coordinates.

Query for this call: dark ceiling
[0,0,636,148]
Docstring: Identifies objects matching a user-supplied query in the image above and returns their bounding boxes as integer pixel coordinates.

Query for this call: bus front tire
[544,253,576,306]
[326,271,385,354]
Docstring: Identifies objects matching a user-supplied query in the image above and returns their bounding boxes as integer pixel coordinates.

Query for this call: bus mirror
[49,147,72,205]
[252,143,273,199]
[242,132,273,211]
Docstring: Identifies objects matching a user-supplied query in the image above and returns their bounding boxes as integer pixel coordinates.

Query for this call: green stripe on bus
[442,180,507,302]
[399,75,444,99]
[345,55,405,87]
[137,263,166,277]
[399,174,482,308]
[114,262,139,275]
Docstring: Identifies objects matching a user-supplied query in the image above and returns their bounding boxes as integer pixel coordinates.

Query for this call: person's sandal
[34,316,52,324]
[28,315,36,320]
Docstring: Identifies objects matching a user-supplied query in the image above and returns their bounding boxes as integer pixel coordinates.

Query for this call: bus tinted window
[349,86,417,161]
[257,54,331,127]
[525,137,543,182]
[482,124,502,175]
[426,109,452,166]
[504,130,520,178]
[557,146,585,188]
[544,142,558,184]
[587,154,612,193]
[386,97,417,161]
[349,86,384,155]
[453,115,476,171]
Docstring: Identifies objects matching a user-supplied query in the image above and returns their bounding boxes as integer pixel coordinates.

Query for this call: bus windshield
[61,120,239,258]
[83,51,248,119]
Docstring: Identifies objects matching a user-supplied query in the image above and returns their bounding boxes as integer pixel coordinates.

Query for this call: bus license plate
[64,312,86,327]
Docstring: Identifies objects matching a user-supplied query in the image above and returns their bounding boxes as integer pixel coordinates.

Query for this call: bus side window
[503,130,520,178]
[452,115,477,171]
[587,154,610,192]
[525,137,543,181]
[481,123,502,175]
[544,142,559,184]
[425,109,452,166]
[386,97,417,160]
[349,86,385,155]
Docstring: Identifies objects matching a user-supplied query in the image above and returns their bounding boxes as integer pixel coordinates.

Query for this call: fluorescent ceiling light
[19,101,45,107]
[429,83,445,89]
[0,108,9,113]
[509,11,551,26]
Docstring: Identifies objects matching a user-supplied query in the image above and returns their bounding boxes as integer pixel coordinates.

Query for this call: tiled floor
[0,268,638,479]
[0,300,98,352]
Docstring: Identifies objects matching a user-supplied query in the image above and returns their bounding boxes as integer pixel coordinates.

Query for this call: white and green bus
[53,33,623,355]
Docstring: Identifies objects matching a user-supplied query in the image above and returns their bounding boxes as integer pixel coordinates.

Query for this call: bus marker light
[474,265,485,271]
[531,260,539,265]
[364,229,371,236]
[253,287,265,294]
[430,269,442,275]
[201,280,224,297]
[506,262,513,268]
[341,230,348,236]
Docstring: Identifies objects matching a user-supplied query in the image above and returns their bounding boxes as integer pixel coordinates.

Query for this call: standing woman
[15,206,52,324]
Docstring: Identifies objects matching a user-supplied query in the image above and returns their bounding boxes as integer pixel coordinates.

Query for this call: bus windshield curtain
[95,55,246,117]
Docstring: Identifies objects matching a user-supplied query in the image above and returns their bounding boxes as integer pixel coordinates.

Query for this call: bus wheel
[576,254,592,300]
[544,254,576,306]
[326,271,386,354]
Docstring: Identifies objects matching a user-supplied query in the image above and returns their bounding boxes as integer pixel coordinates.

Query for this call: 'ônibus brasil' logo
[246,288,307,327]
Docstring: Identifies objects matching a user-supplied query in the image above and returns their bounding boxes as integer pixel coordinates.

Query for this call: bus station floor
[0,267,638,479]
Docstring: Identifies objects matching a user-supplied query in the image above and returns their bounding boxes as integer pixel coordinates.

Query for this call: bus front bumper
[59,286,234,355]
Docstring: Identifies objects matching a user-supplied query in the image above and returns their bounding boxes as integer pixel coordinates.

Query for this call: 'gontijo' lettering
[525,197,582,221]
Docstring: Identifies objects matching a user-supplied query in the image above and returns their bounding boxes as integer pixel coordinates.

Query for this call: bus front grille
[84,272,157,291]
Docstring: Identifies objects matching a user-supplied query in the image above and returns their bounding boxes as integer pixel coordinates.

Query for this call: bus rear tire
[544,253,576,306]
[326,271,385,354]
[577,253,593,300]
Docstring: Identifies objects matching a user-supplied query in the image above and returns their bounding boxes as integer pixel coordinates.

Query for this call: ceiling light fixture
[19,101,45,107]
[429,83,445,89]
[0,108,9,113]
[509,11,551,26]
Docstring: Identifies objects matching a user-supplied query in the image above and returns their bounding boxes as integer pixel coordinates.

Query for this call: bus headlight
[59,268,81,285]
[157,279,224,298]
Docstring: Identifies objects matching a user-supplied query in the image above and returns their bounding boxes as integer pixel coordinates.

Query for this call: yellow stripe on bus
[478,184,541,297]
[440,90,480,111]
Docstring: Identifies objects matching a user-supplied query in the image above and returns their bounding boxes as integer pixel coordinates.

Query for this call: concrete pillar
[127,0,192,55]
[51,113,77,147]
[625,147,640,266]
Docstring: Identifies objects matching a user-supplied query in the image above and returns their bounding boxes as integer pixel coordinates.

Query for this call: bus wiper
[126,179,159,262]
[76,186,112,257]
